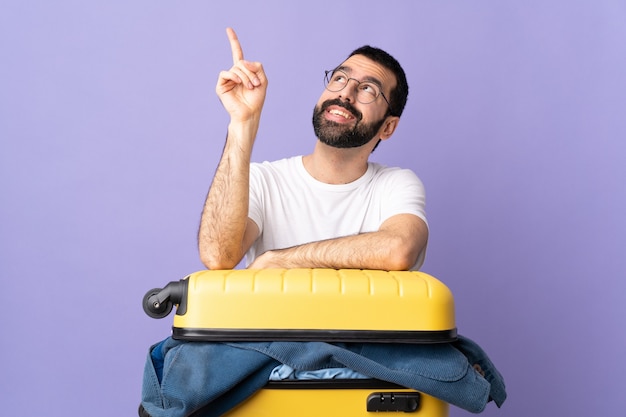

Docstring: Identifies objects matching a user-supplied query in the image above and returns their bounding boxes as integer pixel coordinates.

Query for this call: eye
[331,72,348,84]
[359,82,378,97]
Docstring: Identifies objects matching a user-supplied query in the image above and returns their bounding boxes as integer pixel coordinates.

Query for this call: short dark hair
[348,46,409,117]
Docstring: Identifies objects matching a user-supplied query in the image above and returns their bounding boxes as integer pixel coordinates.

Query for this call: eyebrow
[335,65,384,89]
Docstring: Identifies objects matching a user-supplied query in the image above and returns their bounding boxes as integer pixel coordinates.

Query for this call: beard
[312,99,386,149]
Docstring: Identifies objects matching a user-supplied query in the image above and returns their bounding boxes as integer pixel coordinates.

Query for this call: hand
[216,28,267,122]
[247,250,281,269]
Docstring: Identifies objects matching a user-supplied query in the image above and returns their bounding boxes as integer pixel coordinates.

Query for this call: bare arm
[248,214,428,271]
[198,28,266,270]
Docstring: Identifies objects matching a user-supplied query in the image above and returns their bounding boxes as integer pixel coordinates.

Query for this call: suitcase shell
[144,269,455,416]
[169,268,457,343]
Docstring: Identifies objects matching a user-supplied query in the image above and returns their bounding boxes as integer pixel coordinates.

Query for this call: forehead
[336,54,397,91]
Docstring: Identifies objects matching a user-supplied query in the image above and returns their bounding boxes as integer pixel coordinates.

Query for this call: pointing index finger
[226,27,244,64]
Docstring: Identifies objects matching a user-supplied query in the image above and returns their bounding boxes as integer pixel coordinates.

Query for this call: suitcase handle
[367,392,421,413]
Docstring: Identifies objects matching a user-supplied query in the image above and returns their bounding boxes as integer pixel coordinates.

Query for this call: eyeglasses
[324,69,391,108]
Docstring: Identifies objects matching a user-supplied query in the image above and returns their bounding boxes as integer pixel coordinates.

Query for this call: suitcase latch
[366,392,420,412]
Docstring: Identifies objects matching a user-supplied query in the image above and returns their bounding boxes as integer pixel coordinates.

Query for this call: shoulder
[250,156,305,192]
[368,162,424,188]
[251,156,302,175]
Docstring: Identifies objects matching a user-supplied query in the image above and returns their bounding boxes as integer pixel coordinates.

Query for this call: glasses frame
[324,69,392,109]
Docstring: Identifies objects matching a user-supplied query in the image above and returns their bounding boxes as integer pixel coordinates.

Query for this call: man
[198,27,428,271]
[139,29,507,417]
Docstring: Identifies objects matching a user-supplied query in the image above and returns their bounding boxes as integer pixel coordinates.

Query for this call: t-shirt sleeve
[379,168,428,227]
[379,169,428,271]
[247,163,264,235]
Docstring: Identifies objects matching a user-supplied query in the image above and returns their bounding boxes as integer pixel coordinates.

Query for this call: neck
[302,141,372,184]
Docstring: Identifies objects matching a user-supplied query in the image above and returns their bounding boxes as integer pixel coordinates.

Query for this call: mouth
[327,107,354,120]
[322,99,362,124]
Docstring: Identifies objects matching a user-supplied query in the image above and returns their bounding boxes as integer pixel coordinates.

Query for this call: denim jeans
[141,335,505,416]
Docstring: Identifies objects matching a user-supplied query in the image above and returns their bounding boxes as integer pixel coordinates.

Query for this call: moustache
[319,98,363,122]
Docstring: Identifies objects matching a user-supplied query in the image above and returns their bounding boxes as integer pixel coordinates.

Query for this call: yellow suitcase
[143,269,456,416]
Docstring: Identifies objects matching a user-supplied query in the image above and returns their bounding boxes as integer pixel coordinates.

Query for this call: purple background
[1,1,625,416]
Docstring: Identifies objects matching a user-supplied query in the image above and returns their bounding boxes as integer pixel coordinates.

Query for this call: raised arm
[198,28,266,270]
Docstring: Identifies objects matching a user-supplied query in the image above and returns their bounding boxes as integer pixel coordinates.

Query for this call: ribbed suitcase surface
[159,268,456,343]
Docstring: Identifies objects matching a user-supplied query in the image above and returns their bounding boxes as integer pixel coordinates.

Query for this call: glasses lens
[324,70,346,92]
[356,83,379,104]
[323,70,381,104]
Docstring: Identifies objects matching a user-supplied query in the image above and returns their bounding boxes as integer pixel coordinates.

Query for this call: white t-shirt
[247,156,428,270]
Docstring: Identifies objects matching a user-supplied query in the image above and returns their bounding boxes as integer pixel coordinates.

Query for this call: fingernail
[253,77,261,86]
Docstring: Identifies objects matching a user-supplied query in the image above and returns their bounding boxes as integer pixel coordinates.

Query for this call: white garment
[247,156,428,270]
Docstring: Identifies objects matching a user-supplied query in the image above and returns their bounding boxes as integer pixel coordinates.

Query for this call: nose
[338,79,359,102]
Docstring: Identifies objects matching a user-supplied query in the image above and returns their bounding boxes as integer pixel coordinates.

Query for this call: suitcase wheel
[142,288,174,319]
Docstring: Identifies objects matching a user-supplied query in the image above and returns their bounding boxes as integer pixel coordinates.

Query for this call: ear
[379,116,400,141]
